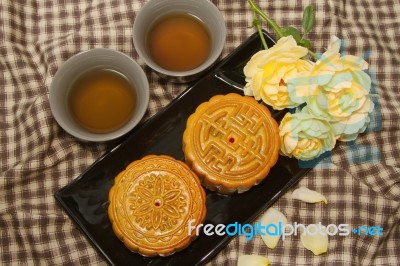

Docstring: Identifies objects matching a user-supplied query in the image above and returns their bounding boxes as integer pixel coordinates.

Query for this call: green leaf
[302,5,315,35]
[281,26,302,43]
[299,38,312,49]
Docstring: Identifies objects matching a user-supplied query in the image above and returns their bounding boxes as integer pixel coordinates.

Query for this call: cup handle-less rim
[49,48,150,142]
[132,0,227,78]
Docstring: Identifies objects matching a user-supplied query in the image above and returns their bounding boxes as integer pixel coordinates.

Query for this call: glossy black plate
[55,31,315,266]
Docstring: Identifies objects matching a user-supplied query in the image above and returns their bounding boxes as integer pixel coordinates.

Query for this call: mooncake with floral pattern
[108,155,206,257]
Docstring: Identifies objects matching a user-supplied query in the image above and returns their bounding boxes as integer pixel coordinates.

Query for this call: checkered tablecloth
[1,0,399,265]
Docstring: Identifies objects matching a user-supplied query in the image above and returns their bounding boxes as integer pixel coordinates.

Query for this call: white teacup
[133,0,226,83]
[49,48,149,142]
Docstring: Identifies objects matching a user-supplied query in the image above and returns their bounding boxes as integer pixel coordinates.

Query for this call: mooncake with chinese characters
[183,93,280,194]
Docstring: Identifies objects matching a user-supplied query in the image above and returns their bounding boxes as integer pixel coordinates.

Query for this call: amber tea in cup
[68,69,136,134]
[146,12,211,72]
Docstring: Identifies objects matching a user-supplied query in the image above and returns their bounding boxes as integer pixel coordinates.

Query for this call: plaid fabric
[1,0,399,265]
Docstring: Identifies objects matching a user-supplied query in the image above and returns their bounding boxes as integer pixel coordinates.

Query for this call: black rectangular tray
[55,31,314,266]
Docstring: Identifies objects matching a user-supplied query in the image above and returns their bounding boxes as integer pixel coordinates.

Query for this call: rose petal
[300,225,329,255]
[244,83,254,97]
[243,50,269,78]
[251,70,264,100]
[327,35,341,54]
[258,208,288,249]
[292,187,328,204]
[282,136,298,155]
[237,255,270,266]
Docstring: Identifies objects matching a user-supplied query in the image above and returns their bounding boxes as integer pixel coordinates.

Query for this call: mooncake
[108,155,206,257]
[183,93,280,194]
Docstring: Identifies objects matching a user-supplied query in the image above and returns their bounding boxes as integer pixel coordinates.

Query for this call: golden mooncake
[108,155,206,257]
[183,93,280,194]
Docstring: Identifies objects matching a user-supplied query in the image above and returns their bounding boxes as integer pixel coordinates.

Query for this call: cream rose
[305,36,374,141]
[279,112,336,161]
[244,36,314,110]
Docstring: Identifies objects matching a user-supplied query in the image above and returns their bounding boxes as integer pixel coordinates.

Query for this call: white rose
[244,36,314,110]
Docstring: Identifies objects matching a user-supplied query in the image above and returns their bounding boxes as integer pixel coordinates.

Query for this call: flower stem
[248,0,284,38]
[308,50,320,60]
[252,9,268,49]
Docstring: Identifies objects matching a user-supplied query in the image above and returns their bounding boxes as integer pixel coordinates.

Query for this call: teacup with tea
[68,68,137,134]
[133,0,226,83]
[49,48,149,142]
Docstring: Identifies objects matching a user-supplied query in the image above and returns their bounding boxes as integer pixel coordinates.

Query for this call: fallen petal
[259,208,288,249]
[292,187,328,204]
[300,225,329,255]
[237,255,270,266]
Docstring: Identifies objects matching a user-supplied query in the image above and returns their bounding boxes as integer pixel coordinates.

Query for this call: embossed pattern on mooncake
[183,93,280,194]
[108,155,206,257]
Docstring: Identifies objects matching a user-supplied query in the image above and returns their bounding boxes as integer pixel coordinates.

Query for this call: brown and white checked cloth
[1,0,399,265]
